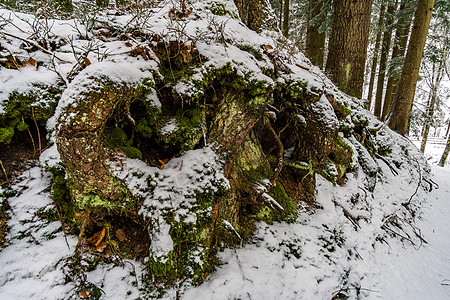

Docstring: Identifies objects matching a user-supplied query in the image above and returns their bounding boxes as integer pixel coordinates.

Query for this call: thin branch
[403,158,421,207]
[0,159,10,187]
[0,31,71,63]
[374,153,398,176]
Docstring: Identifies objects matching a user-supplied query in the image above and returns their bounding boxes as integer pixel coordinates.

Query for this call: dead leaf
[124,41,133,47]
[96,241,107,252]
[115,229,126,242]
[82,56,91,67]
[180,48,192,63]
[22,57,37,69]
[264,45,274,51]
[95,227,106,247]
[78,290,90,299]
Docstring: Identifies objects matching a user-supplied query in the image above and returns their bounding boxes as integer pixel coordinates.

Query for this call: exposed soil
[0,127,48,186]
[0,126,48,248]
[0,200,9,248]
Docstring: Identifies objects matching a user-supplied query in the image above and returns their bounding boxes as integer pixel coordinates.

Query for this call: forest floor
[0,141,449,299]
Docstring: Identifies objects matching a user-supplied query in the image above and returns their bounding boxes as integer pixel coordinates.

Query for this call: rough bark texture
[420,62,445,152]
[282,0,290,36]
[367,4,386,108]
[374,3,395,119]
[387,0,435,135]
[439,134,450,167]
[325,0,373,98]
[381,1,413,120]
[56,85,142,210]
[305,0,326,69]
[234,0,276,31]
[420,92,436,152]
[208,89,267,177]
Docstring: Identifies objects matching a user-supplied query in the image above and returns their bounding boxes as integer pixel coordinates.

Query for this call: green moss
[267,182,297,223]
[0,87,61,145]
[104,127,142,159]
[207,1,228,16]
[0,127,15,144]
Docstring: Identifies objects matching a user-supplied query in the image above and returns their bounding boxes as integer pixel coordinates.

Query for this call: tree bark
[381,0,414,120]
[387,0,435,135]
[374,2,395,118]
[234,0,275,31]
[367,4,386,109]
[325,0,373,98]
[305,0,326,68]
[420,92,436,152]
[439,133,450,167]
[282,0,290,37]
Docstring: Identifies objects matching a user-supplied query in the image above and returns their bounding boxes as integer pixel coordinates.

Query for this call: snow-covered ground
[0,142,449,299]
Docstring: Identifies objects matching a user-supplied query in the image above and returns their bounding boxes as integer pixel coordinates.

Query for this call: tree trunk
[420,92,434,152]
[325,0,373,98]
[374,2,395,119]
[367,4,386,109]
[381,0,414,120]
[305,0,326,68]
[282,0,290,37]
[387,0,435,135]
[439,133,450,167]
[234,0,275,31]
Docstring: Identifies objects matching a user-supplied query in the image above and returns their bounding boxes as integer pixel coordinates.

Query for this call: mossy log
[56,84,144,210]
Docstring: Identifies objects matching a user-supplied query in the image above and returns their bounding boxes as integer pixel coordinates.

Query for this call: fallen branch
[0,31,71,63]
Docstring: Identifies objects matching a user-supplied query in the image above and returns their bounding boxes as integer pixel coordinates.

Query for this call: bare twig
[0,31,71,63]
[403,158,421,207]
[23,116,37,157]
[31,107,42,155]
[0,159,10,187]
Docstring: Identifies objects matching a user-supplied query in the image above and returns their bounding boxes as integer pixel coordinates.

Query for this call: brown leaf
[22,57,37,69]
[95,227,106,247]
[96,241,107,252]
[264,45,274,51]
[82,56,91,66]
[180,48,192,63]
[115,229,126,242]
[78,290,90,299]
[124,41,133,47]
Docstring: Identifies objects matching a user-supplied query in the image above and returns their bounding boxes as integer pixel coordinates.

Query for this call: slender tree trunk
[387,0,435,135]
[420,91,437,152]
[367,4,386,109]
[446,121,450,138]
[279,0,283,28]
[420,59,445,152]
[305,0,326,68]
[325,0,373,98]
[381,1,414,120]
[374,2,395,118]
[283,0,290,37]
[439,134,450,167]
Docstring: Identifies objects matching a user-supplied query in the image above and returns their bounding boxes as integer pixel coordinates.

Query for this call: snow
[0,166,145,299]
[1,1,450,299]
